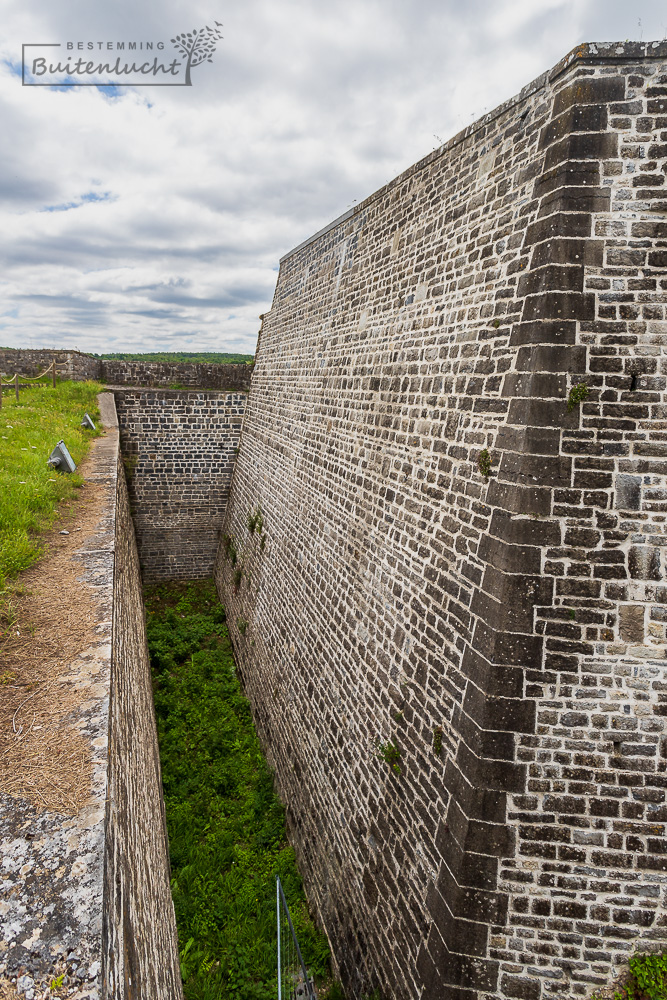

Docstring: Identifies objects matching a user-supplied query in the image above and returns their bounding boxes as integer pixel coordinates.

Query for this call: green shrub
[222,535,238,566]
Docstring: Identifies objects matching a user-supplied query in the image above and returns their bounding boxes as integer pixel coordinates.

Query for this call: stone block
[619,605,646,644]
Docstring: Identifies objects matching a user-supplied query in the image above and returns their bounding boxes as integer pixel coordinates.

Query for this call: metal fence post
[276,876,316,1000]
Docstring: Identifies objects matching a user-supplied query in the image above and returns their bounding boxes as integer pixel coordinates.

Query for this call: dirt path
[0,443,110,815]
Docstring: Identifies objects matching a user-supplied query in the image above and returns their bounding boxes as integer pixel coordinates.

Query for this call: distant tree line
[93,352,254,365]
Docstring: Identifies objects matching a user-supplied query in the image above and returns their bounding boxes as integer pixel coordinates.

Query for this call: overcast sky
[1,1,666,356]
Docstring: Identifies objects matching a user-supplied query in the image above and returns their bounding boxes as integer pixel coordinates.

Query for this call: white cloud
[0,0,665,354]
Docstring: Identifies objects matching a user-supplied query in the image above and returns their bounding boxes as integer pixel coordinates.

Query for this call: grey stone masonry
[114,388,246,581]
[0,348,254,392]
[0,348,101,381]
[101,359,253,391]
[216,41,667,1000]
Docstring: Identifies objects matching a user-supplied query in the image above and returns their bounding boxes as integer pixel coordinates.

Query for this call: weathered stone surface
[0,795,104,998]
[216,41,667,1000]
[619,605,646,644]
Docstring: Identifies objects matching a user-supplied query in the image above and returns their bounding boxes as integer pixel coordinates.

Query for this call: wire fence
[277,876,316,1000]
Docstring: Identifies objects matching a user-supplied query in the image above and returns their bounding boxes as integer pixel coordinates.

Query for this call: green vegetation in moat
[591,954,667,1000]
[0,380,103,589]
[145,581,330,999]
[96,351,254,364]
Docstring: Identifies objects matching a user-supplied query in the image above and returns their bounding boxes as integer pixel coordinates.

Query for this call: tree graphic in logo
[170,21,223,86]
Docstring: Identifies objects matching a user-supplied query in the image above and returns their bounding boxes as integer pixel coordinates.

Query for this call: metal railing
[277,876,316,1000]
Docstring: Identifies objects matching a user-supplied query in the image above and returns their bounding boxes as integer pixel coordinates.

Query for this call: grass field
[0,380,103,589]
[145,581,331,1000]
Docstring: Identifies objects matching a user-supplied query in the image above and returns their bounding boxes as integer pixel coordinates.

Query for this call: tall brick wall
[216,42,667,1000]
[114,388,246,581]
[101,359,253,391]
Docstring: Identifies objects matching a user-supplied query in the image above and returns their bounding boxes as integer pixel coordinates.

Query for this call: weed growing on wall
[246,506,263,535]
[376,740,401,775]
[122,453,138,482]
[145,580,330,999]
[222,535,238,566]
[0,381,103,588]
[477,448,492,479]
[590,953,667,1000]
[627,954,667,999]
[567,381,589,411]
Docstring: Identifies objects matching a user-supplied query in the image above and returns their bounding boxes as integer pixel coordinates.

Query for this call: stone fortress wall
[103,428,183,998]
[113,389,247,581]
[101,359,253,391]
[215,41,667,1000]
[4,39,667,1000]
[0,348,101,381]
[0,348,253,393]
